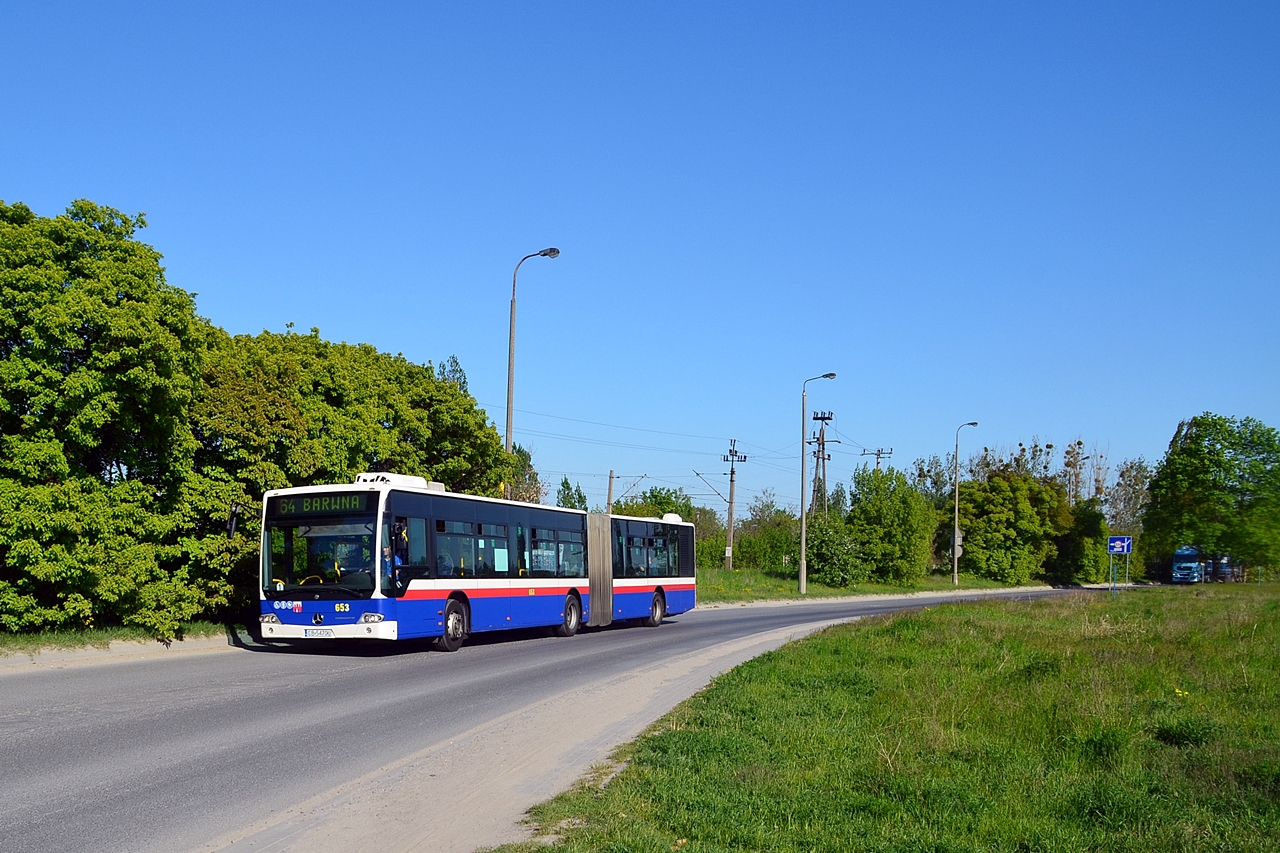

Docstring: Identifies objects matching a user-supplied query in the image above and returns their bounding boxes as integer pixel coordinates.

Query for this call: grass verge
[697,563,1012,602]
[495,584,1280,852]
[0,620,233,657]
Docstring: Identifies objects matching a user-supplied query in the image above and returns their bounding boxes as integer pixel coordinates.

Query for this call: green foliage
[195,328,508,495]
[611,486,695,521]
[957,469,1071,584]
[689,504,724,541]
[506,443,545,504]
[1047,497,1111,584]
[555,476,588,510]
[731,490,798,576]
[0,200,514,637]
[0,200,220,637]
[1144,413,1280,571]
[804,510,861,587]
[696,531,726,574]
[846,465,934,584]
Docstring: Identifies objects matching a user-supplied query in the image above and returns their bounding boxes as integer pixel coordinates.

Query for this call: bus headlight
[361,613,384,623]
[260,613,281,624]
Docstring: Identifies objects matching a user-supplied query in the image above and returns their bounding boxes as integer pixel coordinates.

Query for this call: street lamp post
[505,248,560,473]
[799,372,836,595]
[953,421,978,586]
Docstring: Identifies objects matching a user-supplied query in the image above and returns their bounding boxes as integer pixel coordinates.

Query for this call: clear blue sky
[4,2,1277,513]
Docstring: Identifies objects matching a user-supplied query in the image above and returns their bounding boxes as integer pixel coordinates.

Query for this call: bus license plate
[304,629,335,638]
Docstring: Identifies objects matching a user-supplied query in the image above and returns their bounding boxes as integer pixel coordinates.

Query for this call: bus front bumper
[260,620,399,641]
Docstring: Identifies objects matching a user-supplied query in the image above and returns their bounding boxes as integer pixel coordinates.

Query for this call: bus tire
[556,594,581,638]
[437,599,467,652]
[642,591,665,627]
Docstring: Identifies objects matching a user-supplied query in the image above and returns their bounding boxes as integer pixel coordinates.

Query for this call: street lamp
[799,372,836,595]
[505,248,560,467]
[953,421,978,586]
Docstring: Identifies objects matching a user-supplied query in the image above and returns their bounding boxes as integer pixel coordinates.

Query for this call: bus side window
[531,529,557,577]
[477,524,509,577]
[436,520,476,577]
[558,530,585,577]
[651,535,671,576]
[628,536,647,577]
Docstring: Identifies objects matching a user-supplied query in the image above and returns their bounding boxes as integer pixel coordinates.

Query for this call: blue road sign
[1108,536,1133,554]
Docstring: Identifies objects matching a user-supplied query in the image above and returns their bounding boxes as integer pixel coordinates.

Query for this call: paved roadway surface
[0,588,1077,853]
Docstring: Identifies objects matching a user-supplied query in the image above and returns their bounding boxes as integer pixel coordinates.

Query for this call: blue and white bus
[258,473,696,650]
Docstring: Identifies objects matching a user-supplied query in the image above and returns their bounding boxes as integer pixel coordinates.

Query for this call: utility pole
[810,412,834,513]
[861,447,894,470]
[606,470,615,513]
[799,373,836,595]
[723,439,747,572]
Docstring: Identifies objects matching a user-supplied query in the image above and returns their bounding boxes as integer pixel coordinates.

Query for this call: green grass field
[696,564,1011,602]
[496,584,1279,852]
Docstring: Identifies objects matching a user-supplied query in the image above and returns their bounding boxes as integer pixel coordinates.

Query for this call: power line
[480,402,727,442]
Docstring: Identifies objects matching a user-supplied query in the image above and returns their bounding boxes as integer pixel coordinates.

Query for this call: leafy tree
[195,328,508,495]
[556,476,588,510]
[436,354,468,394]
[845,466,934,585]
[733,490,798,576]
[1144,413,1280,571]
[611,486,695,521]
[910,454,952,511]
[190,328,511,603]
[689,504,724,541]
[968,440,1057,483]
[507,443,545,504]
[0,200,219,636]
[956,470,1071,584]
[1046,497,1110,584]
[0,199,519,637]
[805,511,860,587]
[827,482,849,517]
[1108,458,1152,534]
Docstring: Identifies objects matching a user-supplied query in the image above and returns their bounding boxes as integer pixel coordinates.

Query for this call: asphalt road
[0,588,1075,853]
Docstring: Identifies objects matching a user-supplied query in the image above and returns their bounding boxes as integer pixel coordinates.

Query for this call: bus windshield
[263,517,379,599]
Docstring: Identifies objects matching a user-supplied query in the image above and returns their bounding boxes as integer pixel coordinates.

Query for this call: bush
[805,512,863,587]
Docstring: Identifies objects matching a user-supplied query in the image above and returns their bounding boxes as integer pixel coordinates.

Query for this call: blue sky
[4,2,1277,513]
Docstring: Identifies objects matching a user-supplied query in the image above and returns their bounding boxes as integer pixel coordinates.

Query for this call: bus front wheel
[556,595,581,638]
[642,592,665,628]
[437,599,467,652]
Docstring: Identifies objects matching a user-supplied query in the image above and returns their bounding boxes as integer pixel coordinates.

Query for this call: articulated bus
[259,473,696,650]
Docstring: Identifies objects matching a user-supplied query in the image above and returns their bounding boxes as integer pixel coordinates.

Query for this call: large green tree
[194,327,508,495]
[1144,413,1280,571]
[0,200,220,635]
[190,326,512,600]
[1046,497,1110,584]
[0,200,518,636]
[956,470,1071,584]
[845,465,934,585]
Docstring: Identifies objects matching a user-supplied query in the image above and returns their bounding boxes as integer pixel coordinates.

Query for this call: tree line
[558,418,1280,588]
[0,200,512,637]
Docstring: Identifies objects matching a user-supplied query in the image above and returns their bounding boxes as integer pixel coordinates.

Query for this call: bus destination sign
[270,493,369,517]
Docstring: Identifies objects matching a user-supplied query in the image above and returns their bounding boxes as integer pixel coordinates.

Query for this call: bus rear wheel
[437,599,467,652]
[642,592,665,628]
[556,595,581,637]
